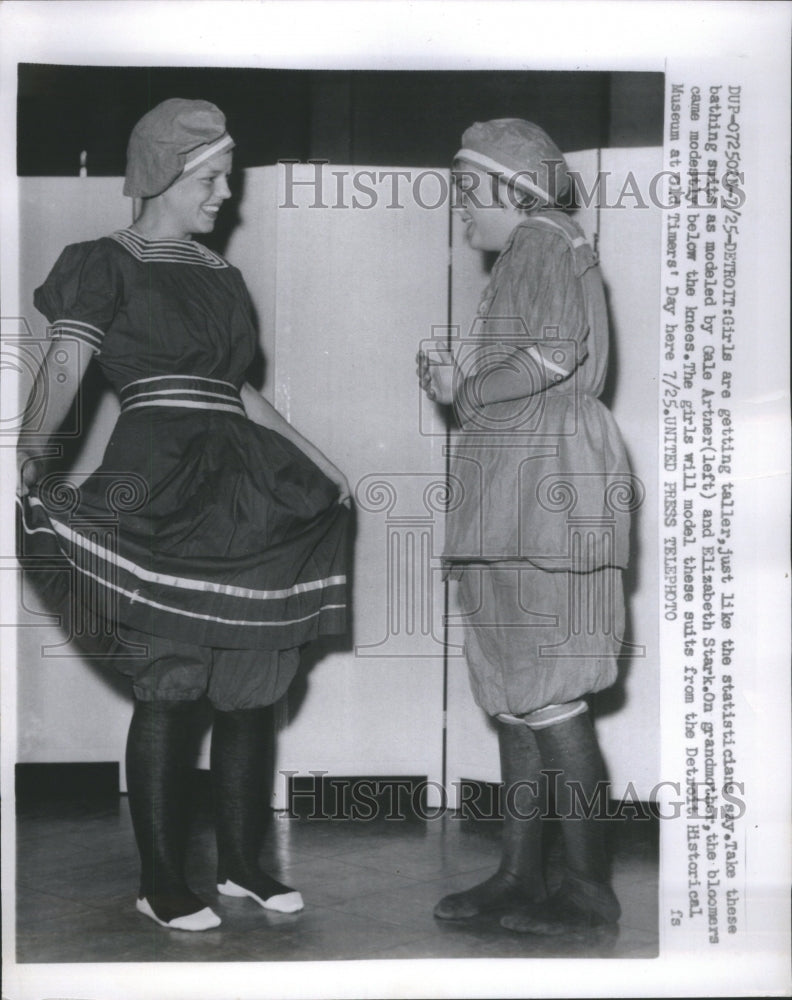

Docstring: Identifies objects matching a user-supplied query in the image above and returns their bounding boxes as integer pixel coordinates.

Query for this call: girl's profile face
[158,150,233,239]
[453,162,523,252]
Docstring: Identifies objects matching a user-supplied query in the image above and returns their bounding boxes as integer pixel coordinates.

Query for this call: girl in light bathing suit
[418,118,634,936]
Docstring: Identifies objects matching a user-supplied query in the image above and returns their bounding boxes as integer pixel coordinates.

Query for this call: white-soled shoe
[136,896,221,931]
[217,878,304,913]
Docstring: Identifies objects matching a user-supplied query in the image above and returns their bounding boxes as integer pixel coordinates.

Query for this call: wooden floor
[15,779,658,964]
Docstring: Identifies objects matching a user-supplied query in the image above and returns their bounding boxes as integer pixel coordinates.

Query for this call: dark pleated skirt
[18,408,350,651]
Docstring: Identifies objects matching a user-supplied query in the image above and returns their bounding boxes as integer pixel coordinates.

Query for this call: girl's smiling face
[158,150,233,239]
[453,161,524,252]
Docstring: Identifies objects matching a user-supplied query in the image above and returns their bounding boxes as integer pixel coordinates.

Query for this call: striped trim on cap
[456,148,556,204]
[182,132,234,174]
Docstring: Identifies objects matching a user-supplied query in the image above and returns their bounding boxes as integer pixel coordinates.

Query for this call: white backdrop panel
[247,165,450,803]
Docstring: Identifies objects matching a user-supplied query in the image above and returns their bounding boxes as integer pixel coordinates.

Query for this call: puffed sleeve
[504,220,593,382]
[456,220,595,409]
[33,240,122,356]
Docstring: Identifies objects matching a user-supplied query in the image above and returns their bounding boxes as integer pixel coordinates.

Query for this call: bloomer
[453,562,624,717]
[110,624,299,710]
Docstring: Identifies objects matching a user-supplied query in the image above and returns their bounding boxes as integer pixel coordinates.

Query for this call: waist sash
[119,376,245,417]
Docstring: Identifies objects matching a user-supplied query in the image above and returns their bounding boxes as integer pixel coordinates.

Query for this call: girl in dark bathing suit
[18,99,351,931]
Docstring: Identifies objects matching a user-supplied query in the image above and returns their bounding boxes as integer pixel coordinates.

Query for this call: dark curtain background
[18,65,663,177]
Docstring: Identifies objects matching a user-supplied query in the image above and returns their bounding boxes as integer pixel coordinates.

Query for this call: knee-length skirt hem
[16,410,350,652]
[17,494,348,651]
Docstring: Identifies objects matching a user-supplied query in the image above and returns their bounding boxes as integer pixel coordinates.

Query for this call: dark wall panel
[17,65,663,177]
[17,66,313,176]
[347,71,611,167]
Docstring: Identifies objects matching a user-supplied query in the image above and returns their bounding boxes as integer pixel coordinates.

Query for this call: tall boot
[501,709,620,935]
[211,706,303,913]
[434,720,546,919]
[125,698,220,931]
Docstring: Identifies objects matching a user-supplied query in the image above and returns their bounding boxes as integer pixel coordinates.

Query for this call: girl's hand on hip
[416,349,456,405]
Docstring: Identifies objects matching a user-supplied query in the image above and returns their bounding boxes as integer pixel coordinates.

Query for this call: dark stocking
[434,721,546,919]
[211,706,302,912]
[501,711,620,934]
[126,698,219,929]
